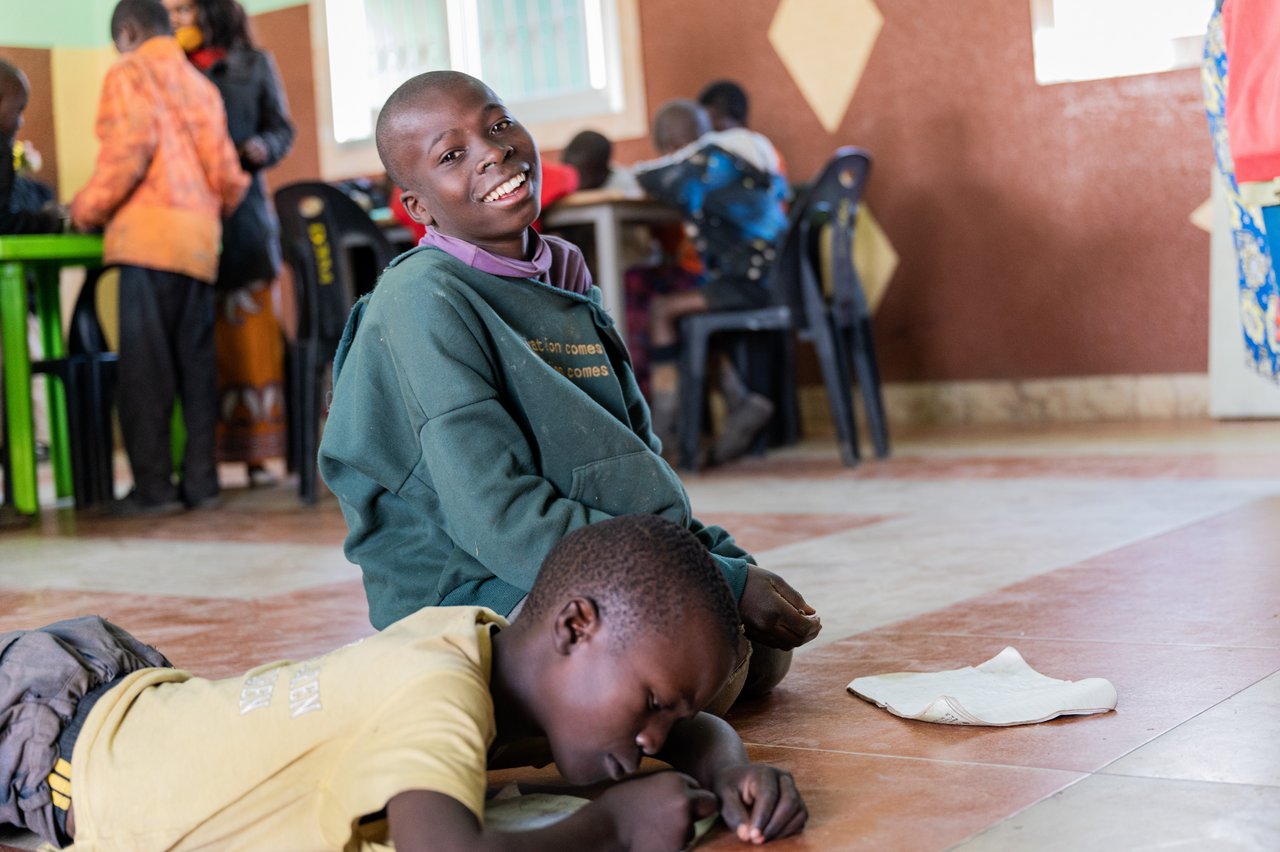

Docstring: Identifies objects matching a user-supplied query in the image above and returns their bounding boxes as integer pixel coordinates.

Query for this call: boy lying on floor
[0,515,806,850]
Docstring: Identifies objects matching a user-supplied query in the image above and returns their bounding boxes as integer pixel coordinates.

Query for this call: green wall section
[7,1,115,48]
[240,0,307,13]
[3,0,306,48]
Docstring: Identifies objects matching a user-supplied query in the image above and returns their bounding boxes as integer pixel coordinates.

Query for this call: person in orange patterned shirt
[71,0,248,516]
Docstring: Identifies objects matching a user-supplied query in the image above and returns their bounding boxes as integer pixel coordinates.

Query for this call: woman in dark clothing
[165,0,295,486]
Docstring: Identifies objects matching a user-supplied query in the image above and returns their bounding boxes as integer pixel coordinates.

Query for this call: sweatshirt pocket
[569,450,691,523]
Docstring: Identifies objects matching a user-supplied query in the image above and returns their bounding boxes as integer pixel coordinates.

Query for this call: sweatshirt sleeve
[70,66,157,230]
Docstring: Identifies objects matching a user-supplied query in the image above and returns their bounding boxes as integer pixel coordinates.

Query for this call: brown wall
[250,3,321,192]
[18,0,1202,383]
[616,0,1212,382]
[0,46,59,193]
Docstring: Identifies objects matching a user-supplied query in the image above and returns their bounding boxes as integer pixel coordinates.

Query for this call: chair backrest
[67,269,114,357]
[274,182,398,347]
[766,147,873,329]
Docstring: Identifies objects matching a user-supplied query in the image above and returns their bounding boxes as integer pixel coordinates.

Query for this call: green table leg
[34,265,73,501]
[0,260,38,513]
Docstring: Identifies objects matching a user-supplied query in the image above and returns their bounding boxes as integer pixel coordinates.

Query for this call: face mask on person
[175,25,204,52]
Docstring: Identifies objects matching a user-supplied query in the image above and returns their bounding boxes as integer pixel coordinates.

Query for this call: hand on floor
[714,763,808,844]
[739,565,821,650]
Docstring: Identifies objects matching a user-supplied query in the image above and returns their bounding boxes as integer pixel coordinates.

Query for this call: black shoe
[711,393,774,465]
[103,492,187,518]
[0,504,35,529]
[186,493,225,511]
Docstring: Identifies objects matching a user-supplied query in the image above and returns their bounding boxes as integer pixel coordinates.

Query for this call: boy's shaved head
[0,61,30,141]
[111,0,172,39]
[698,79,749,130]
[563,130,611,190]
[652,100,710,155]
[0,61,25,93]
[376,70,496,191]
[522,514,740,650]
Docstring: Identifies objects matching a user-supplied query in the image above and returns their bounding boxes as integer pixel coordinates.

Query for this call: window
[310,0,647,178]
[1029,0,1215,85]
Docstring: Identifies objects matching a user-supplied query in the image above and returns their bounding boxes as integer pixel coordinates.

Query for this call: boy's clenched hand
[598,771,718,851]
[714,763,807,844]
[739,565,821,650]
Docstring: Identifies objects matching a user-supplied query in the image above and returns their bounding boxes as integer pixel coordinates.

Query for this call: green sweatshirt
[319,246,753,628]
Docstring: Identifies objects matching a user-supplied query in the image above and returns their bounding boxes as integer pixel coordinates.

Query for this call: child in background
[698,79,788,178]
[562,129,642,194]
[0,515,807,849]
[319,71,819,710]
[0,61,61,234]
[558,129,652,317]
[631,99,790,465]
[71,0,249,515]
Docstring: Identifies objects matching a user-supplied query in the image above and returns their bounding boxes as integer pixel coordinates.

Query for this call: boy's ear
[551,596,601,656]
[114,22,142,53]
[400,190,435,228]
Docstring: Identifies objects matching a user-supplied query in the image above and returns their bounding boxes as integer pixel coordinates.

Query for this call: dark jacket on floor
[0,616,170,845]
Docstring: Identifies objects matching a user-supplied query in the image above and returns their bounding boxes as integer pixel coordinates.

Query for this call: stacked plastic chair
[274,182,396,503]
[675,147,889,469]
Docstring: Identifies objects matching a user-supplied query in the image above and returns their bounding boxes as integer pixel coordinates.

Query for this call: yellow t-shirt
[68,607,505,851]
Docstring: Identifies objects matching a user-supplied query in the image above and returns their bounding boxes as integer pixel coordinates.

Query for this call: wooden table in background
[541,190,682,338]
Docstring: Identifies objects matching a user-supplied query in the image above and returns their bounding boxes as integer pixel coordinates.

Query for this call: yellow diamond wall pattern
[768,0,884,134]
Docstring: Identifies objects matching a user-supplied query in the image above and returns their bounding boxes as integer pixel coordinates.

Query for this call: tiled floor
[2,420,1279,849]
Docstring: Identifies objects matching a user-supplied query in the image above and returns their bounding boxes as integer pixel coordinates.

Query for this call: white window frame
[309,0,649,180]
[1029,0,1214,86]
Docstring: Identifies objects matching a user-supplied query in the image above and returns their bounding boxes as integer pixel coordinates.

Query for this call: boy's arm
[70,66,157,230]
[195,90,250,215]
[388,774,718,852]
[657,713,808,844]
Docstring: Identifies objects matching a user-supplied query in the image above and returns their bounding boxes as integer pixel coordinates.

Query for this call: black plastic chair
[29,271,119,508]
[274,182,396,503]
[675,147,889,469]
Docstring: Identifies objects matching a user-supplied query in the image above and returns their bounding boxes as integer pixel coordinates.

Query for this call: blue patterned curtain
[1202,9,1280,381]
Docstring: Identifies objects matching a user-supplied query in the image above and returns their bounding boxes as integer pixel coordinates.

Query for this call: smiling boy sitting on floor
[318,71,821,713]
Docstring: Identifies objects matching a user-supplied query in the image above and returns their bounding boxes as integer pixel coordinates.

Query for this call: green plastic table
[0,234,104,514]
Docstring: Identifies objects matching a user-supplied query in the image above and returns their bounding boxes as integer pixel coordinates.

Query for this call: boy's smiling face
[392,79,541,259]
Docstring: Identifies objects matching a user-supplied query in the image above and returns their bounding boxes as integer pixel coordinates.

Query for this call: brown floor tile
[696,513,895,553]
[698,746,1085,851]
[0,581,372,680]
[727,634,1280,774]
[15,485,349,547]
[700,453,1280,481]
[895,497,1280,648]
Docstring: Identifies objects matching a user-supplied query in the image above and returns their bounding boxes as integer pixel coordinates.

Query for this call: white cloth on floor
[847,647,1117,726]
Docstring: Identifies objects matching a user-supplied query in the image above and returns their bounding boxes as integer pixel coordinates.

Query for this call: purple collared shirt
[418,227,593,295]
